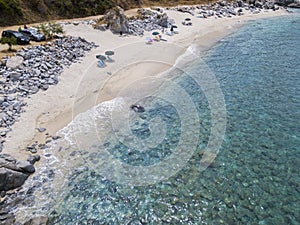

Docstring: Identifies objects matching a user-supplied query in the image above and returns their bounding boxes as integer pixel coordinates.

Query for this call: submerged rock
[130,104,145,113]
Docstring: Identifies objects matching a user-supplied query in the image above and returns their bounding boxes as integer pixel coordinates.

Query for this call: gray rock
[30,86,39,94]
[6,56,24,69]
[0,167,29,191]
[17,161,35,173]
[24,216,48,225]
[0,212,15,225]
[0,154,16,162]
[9,72,22,82]
[255,1,264,8]
[27,155,40,165]
[41,84,49,91]
[103,6,129,33]
[237,0,244,7]
[36,127,46,132]
[157,13,169,27]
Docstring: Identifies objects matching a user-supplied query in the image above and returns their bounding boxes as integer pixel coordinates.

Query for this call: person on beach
[18,27,22,32]
[170,26,174,35]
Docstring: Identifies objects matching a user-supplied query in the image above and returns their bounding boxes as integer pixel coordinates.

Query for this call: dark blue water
[48,11,300,224]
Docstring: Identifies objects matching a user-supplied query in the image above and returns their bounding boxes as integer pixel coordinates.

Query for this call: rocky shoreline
[0,36,97,224]
[0,36,97,152]
[92,0,288,36]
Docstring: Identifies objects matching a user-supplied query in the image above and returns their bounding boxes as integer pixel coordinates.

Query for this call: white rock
[6,56,24,69]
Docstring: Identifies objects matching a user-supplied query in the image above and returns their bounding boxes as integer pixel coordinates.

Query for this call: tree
[0,36,17,51]
[36,22,64,40]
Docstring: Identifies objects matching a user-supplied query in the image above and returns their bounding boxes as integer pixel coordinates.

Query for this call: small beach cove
[1,4,296,225]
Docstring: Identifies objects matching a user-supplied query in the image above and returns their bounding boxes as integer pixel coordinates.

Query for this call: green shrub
[0,37,17,51]
[0,0,22,14]
[36,22,64,40]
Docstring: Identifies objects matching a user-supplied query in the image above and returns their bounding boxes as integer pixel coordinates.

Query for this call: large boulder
[157,13,169,28]
[5,56,24,69]
[0,154,35,192]
[0,168,29,191]
[102,6,129,34]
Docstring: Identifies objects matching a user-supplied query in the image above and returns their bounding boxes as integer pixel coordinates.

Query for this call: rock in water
[130,104,145,113]
[5,56,24,69]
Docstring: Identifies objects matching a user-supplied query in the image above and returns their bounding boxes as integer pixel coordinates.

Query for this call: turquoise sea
[15,10,300,225]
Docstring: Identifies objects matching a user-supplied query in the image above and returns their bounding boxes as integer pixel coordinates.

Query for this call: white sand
[1,8,288,160]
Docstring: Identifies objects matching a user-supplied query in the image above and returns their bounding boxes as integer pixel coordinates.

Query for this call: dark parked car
[1,30,30,45]
[20,28,45,42]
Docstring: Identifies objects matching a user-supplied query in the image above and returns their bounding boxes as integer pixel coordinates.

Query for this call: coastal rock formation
[157,13,169,27]
[167,0,283,20]
[0,154,36,192]
[96,7,170,36]
[101,6,129,33]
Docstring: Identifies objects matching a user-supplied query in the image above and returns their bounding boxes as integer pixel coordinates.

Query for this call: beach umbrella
[105,50,114,56]
[185,18,191,21]
[171,25,178,28]
[152,31,160,35]
[96,55,106,61]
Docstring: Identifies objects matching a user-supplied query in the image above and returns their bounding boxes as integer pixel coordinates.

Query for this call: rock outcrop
[96,7,170,36]
[0,154,36,192]
[102,6,129,33]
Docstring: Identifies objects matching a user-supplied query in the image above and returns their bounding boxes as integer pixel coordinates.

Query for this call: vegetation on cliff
[0,0,210,26]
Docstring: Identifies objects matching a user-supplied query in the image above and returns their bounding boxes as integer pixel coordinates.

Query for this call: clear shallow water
[17,11,300,224]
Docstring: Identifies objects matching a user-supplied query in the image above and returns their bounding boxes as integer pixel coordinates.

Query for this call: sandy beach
[1,7,288,163]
